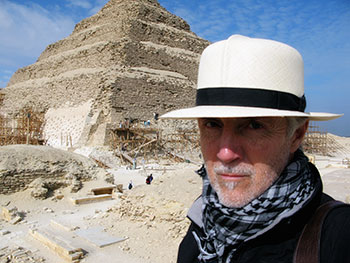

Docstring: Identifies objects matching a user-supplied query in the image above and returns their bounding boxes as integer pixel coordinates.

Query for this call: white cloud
[64,0,108,16]
[0,0,77,87]
[65,0,92,9]
[0,1,76,58]
[0,0,109,87]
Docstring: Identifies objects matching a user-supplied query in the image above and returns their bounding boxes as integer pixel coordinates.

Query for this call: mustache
[213,165,255,176]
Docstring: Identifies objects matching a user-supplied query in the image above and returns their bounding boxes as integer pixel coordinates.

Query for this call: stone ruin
[0,144,111,196]
[0,0,209,148]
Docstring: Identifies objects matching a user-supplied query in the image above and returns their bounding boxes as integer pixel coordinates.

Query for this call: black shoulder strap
[293,200,349,263]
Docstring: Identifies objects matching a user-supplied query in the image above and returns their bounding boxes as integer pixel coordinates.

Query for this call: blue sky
[0,0,349,136]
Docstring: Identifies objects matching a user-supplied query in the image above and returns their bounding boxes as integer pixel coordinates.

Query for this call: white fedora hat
[161,35,342,121]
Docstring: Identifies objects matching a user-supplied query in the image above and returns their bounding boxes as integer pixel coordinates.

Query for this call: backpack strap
[293,200,348,263]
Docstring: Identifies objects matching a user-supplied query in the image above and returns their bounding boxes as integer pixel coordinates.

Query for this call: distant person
[146,174,153,185]
[154,112,159,121]
[161,35,350,262]
[128,181,133,190]
[132,158,137,170]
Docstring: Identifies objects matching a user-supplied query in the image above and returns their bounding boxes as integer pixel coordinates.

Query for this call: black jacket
[177,164,350,263]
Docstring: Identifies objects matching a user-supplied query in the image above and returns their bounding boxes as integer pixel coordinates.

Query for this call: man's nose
[216,129,241,164]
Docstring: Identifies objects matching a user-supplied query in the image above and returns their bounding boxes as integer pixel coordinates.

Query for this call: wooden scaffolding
[303,123,328,155]
[302,122,344,156]
[109,120,200,165]
[0,108,45,146]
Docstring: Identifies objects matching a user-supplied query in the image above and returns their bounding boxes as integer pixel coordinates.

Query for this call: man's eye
[248,121,263,130]
[204,120,221,128]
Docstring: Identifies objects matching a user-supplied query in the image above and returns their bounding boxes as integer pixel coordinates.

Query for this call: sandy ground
[0,163,202,263]
[1,137,350,263]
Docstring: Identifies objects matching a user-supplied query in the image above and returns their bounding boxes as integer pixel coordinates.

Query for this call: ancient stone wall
[0,145,101,194]
[3,70,105,115]
[0,172,65,195]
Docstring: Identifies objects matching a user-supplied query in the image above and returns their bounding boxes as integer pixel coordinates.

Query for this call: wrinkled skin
[198,117,308,208]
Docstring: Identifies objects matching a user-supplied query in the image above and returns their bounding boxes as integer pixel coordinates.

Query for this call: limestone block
[74,226,127,248]
[10,216,22,225]
[1,206,20,222]
[70,194,113,205]
[29,228,84,262]
[90,185,116,195]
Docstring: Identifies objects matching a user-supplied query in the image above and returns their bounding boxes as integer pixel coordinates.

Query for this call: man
[161,35,350,262]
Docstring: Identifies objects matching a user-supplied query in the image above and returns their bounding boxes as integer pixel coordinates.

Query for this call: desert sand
[0,135,349,263]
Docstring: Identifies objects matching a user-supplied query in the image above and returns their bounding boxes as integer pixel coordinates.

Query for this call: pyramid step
[29,227,84,262]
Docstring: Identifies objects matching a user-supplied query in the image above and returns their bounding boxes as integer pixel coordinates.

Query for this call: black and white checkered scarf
[195,149,315,263]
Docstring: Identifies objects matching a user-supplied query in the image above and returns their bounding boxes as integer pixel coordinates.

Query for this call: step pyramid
[1,0,209,147]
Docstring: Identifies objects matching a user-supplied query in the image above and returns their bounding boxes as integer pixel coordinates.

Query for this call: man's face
[198,117,297,208]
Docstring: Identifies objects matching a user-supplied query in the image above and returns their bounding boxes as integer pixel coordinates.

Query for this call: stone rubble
[1,207,24,225]
[0,246,46,263]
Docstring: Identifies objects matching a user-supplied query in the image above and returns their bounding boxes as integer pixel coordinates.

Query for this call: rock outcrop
[0,145,104,195]
[1,0,209,147]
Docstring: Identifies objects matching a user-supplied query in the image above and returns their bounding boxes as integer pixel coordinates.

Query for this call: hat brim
[160,106,342,121]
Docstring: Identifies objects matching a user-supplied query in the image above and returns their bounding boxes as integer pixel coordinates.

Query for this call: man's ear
[290,120,309,153]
